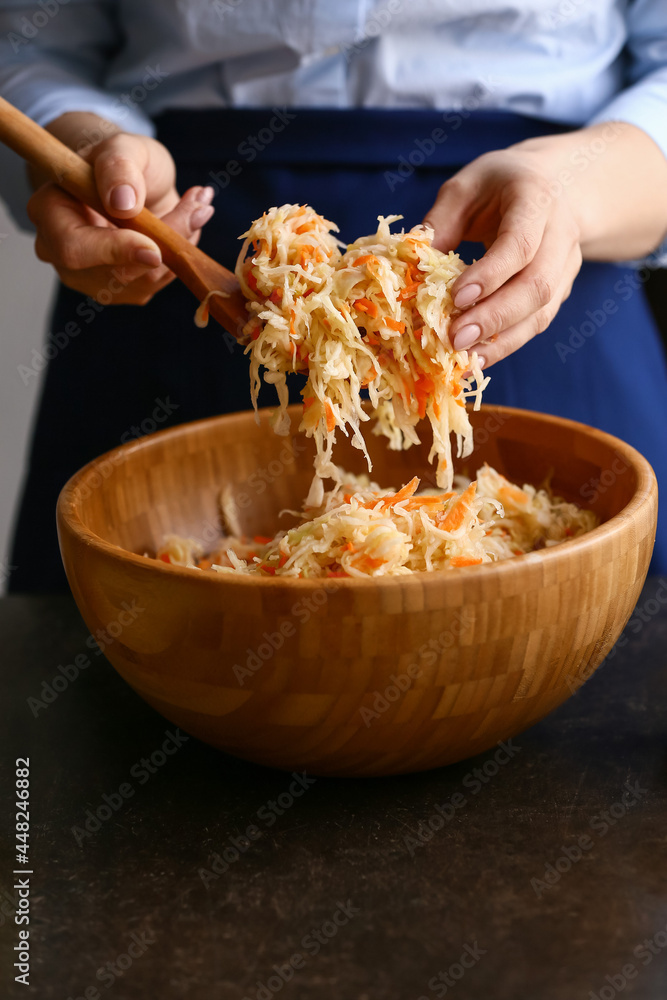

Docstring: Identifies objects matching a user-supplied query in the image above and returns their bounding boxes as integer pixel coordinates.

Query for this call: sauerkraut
[157,465,598,579]
[233,204,488,497]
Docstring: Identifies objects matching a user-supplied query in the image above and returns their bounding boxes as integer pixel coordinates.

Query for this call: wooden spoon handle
[0,96,247,333]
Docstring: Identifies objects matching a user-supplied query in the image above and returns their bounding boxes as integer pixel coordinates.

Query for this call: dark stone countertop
[1,580,667,1000]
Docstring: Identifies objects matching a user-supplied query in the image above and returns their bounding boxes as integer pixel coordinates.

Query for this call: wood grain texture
[57,405,657,776]
[0,95,247,336]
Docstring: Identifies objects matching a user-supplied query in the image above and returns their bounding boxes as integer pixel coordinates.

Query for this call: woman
[1,0,666,588]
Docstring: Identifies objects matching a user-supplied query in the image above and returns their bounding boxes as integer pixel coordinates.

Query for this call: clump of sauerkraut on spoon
[234,204,488,499]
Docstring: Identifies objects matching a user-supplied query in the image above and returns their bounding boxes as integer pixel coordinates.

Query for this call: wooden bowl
[57,405,656,777]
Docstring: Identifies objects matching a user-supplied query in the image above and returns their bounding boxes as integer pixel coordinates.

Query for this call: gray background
[0,199,55,590]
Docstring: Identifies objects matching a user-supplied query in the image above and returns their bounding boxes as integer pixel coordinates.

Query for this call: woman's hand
[424,122,667,369]
[27,113,215,305]
[423,147,583,370]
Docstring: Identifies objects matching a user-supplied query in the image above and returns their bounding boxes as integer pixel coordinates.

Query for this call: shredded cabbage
[157,464,598,579]
[234,204,488,492]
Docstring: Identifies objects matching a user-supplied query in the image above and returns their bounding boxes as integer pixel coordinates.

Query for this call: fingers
[161,185,215,245]
[30,184,162,271]
[29,182,217,306]
[54,260,176,304]
[92,133,154,218]
[468,273,576,370]
[450,220,582,351]
[449,178,553,308]
[423,174,480,252]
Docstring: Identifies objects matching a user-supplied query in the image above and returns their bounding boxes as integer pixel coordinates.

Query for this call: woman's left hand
[423,145,584,369]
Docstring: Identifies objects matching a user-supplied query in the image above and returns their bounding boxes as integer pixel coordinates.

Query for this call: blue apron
[9,109,667,590]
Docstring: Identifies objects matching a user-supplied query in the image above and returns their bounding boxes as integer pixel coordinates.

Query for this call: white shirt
[0,0,666,245]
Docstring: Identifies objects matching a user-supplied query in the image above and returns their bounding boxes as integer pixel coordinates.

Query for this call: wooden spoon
[0,96,249,339]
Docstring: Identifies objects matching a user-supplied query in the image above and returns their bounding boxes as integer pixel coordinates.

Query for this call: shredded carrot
[499,485,529,506]
[383,318,405,333]
[299,244,315,267]
[246,269,259,293]
[353,254,380,268]
[450,556,483,568]
[413,373,435,419]
[269,288,282,304]
[353,297,379,318]
[302,396,315,411]
[198,558,212,571]
[325,401,336,433]
[254,535,273,545]
[159,553,171,564]
[402,492,454,511]
[438,482,477,532]
[353,553,386,572]
[378,477,420,508]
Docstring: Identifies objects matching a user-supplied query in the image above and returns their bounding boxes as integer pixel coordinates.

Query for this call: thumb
[93,134,150,219]
[423,175,476,253]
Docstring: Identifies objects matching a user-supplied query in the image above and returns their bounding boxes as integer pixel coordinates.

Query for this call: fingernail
[110,184,136,212]
[134,247,162,267]
[191,205,215,229]
[454,283,482,309]
[197,186,215,206]
[476,355,487,369]
[453,324,481,351]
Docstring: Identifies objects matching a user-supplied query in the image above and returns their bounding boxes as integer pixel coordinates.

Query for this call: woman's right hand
[27,116,215,305]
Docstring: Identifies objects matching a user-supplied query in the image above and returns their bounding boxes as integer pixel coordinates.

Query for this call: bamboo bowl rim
[57,404,657,591]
